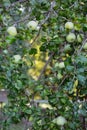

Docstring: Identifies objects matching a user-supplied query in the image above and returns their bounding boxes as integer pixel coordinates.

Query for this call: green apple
[3,50,8,54]
[54,63,59,68]
[36,26,40,30]
[65,22,74,30]
[57,73,63,79]
[7,26,17,36]
[58,62,65,69]
[83,42,87,50]
[52,116,67,126]
[77,34,84,43]
[13,54,21,63]
[27,20,38,30]
[64,44,72,53]
[66,33,76,43]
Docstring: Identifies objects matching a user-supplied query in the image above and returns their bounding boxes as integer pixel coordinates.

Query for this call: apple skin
[54,63,59,68]
[77,34,83,43]
[27,21,38,30]
[3,50,8,54]
[83,42,87,50]
[66,33,76,43]
[57,73,63,79]
[58,62,65,69]
[65,22,74,30]
[36,26,40,30]
[13,55,21,63]
[52,116,67,126]
[7,26,17,36]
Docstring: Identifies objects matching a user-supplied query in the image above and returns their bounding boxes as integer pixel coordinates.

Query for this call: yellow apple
[66,33,76,43]
[65,22,74,30]
[27,20,38,30]
[7,26,17,36]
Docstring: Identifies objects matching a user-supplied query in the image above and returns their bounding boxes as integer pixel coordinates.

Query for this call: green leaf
[29,48,37,55]
[76,55,87,64]
[66,65,74,72]
[77,75,86,85]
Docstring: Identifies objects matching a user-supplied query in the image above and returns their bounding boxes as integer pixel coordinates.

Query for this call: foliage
[0,0,87,130]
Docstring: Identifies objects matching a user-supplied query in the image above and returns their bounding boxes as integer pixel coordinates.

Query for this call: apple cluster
[7,20,39,37]
[65,21,87,50]
[54,21,87,80]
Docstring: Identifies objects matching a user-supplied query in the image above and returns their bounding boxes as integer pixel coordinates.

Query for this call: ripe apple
[58,62,65,69]
[66,33,76,43]
[52,116,67,126]
[64,44,72,53]
[83,42,87,50]
[65,22,74,30]
[7,26,17,36]
[27,21,38,30]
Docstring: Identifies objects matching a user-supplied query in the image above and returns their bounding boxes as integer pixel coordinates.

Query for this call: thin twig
[6,0,28,9]
[13,14,30,25]
[58,75,68,90]
[69,3,75,9]
[77,38,87,54]
[30,1,54,46]
[38,52,55,80]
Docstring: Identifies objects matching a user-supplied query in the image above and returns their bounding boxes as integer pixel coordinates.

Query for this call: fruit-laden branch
[38,52,55,80]
[13,14,31,25]
[30,10,51,46]
[30,1,56,46]
[11,1,54,26]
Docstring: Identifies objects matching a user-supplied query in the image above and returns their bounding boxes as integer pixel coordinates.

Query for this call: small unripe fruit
[66,33,76,43]
[83,42,87,50]
[65,22,74,30]
[36,26,40,30]
[64,44,72,53]
[27,21,38,30]
[54,63,59,68]
[13,55,21,63]
[58,62,65,69]
[53,116,67,126]
[77,34,83,43]
[3,50,8,54]
[57,73,63,79]
[7,26,17,36]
